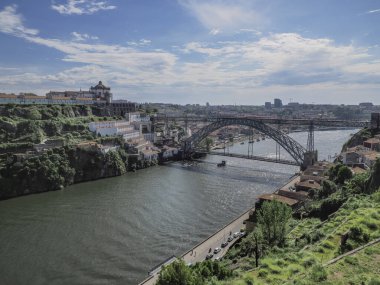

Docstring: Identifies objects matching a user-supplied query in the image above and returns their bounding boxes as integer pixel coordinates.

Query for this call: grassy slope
[216,194,380,285]
[325,242,380,285]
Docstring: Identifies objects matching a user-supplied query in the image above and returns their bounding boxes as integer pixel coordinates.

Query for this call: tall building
[265,102,272,109]
[90,81,112,103]
[274,98,283,108]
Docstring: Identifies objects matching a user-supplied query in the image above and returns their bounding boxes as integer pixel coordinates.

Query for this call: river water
[0,129,357,285]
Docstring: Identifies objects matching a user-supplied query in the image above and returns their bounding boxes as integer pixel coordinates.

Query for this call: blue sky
[0,0,380,105]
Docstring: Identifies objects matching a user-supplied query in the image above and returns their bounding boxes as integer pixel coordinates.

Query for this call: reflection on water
[0,130,356,285]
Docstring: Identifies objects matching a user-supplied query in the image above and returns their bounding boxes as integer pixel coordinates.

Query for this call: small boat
[217,160,226,167]
[256,138,260,142]
[240,141,245,145]
[248,140,254,144]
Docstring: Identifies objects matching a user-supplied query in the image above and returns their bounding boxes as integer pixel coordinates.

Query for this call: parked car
[233,232,240,238]
[239,231,246,237]
[221,241,228,248]
[227,236,234,242]
[214,247,221,254]
[205,253,213,260]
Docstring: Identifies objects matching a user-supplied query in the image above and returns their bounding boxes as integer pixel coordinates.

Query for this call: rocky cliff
[0,146,128,200]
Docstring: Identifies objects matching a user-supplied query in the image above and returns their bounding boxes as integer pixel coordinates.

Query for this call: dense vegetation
[0,104,121,151]
[0,104,158,200]
[0,146,129,199]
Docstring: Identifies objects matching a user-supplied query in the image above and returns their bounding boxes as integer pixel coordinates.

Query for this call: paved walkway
[138,208,252,285]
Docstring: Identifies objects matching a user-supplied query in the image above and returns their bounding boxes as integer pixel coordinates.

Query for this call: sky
[0,0,379,105]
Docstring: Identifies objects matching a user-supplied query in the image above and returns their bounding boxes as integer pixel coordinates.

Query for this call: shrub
[258,269,268,277]
[243,275,255,285]
[344,256,358,265]
[288,264,302,274]
[363,220,378,231]
[340,226,370,253]
[372,191,380,203]
[369,278,380,285]
[309,264,327,282]
[320,197,345,220]
[269,265,282,274]
[321,240,335,250]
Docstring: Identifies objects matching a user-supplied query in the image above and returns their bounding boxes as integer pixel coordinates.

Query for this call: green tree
[336,165,353,184]
[366,159,380,194]
[205,137,214,151]
[318,180,337,198]
[347,171,369,193]
[257,200,292,247]
[156,259,203,285]
[241,227,264,267]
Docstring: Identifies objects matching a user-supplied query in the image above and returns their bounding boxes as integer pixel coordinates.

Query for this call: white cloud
[239,28,262,36]
[0,5,38,36]
[51,0,116,15]
[366,8,380,14]
[127,39,152,47]
[209,28,220,35]
[178,0,260,32]
[71,31,99,41]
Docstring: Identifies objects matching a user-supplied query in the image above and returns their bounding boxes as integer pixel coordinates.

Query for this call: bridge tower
[306,121,314,153]
[302,121,318,170]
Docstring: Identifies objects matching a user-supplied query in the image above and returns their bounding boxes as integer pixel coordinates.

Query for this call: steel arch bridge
[183,117,308,166]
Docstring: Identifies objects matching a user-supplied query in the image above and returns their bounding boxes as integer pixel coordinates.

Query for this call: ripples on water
[0,130,357,285]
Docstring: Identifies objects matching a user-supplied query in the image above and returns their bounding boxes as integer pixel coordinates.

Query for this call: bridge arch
[183,117,307,166]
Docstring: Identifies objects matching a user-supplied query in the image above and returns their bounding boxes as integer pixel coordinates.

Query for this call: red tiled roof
[258,193,299,206]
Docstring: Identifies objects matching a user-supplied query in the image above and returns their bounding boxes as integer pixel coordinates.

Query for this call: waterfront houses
[342,135,380,168]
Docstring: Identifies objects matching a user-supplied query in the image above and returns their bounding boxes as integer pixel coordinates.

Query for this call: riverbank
[0,144,180,200]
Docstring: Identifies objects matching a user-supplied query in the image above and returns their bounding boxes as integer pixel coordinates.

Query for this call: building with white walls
[89,120,140,140]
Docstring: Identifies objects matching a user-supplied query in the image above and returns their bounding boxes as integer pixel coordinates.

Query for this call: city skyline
[0,0,380,104]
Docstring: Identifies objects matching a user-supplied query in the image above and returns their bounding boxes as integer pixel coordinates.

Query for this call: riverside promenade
[138,208,252,285]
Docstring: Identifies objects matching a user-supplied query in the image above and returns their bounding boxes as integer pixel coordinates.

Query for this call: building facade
[274,98,283,108]
[46,81,112,103]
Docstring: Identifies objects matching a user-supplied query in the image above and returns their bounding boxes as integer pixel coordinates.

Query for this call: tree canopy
[257,200,292,247]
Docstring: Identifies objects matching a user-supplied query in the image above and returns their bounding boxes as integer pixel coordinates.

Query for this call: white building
[126,112,155,142]
[89,120,140,140]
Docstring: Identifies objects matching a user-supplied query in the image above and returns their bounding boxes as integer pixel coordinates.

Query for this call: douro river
[0,129,356,284]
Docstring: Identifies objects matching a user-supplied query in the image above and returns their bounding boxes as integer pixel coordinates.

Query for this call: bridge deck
[153,115,369,128]
[197,151,299,166]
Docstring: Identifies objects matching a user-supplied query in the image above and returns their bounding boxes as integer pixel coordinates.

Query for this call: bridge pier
[302,150,318,170]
